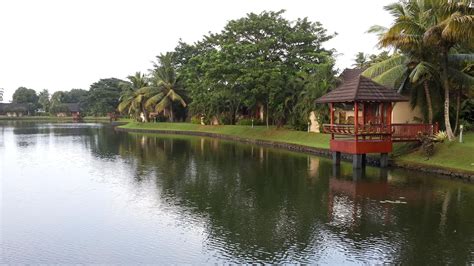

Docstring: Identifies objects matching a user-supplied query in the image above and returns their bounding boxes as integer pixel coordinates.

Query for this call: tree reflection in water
[100,132,474,264]
[5,122,471,263]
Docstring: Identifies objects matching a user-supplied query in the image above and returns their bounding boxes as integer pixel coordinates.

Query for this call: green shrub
[216,115,229,125]
[191,116,202,124]
[236,118,263,126]
[433,131,448,142]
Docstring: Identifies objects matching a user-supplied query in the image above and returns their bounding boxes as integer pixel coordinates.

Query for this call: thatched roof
[315,69,408,103]
[1,103,30,113]
[65,103,80,112]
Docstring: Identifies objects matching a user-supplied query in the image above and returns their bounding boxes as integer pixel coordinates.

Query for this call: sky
[0,0,394,102]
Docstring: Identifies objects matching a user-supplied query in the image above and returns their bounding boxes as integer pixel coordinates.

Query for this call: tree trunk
[141,105,149,122]
[441,50,455,141]
[454,86,461,135]
[170,104,174,122]
[266,101,269,128]
[423,80,434,125]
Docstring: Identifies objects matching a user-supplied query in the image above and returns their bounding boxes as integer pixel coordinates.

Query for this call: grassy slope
[396,132,474,173]
[120,122,330,149]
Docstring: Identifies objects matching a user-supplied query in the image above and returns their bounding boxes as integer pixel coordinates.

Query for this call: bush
[217,115,231,125]
[191,116,202,124]
[418,133,435,157]
[433,131,448,142]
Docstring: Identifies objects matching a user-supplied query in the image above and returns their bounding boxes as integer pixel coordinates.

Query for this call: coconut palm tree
[422,0,474,140]
[365,1,442,124]
[117,72,155,122]
[365,0,473,137]
[146,53,187,122]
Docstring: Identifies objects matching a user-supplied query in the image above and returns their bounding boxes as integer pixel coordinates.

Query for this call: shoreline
[0,116,111,122]
[115,124,473,181]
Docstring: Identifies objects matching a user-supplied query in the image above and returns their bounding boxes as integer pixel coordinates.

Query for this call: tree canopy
[173,10,337,128]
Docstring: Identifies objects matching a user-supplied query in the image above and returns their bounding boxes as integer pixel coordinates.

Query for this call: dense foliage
[175,10,337,128]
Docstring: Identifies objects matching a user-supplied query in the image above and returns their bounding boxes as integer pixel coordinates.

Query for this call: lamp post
[459,125,464,143]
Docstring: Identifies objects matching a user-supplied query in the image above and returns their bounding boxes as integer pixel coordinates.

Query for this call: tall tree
[38,89,50,112]
[12,87,39,113]
[352,52,370,69]
[88,78,126,116]
[180,10,336,127]
[117,72,152,121]
[365,0,473,130]
[12,87,38,105]
[423,0,474,140]
[146,53,187,122]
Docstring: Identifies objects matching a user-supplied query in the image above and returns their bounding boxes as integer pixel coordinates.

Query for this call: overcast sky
[0,0,394,102]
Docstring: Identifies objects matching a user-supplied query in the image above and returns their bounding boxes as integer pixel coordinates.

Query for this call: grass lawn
[396,132,474,173]
[120,122,330,149]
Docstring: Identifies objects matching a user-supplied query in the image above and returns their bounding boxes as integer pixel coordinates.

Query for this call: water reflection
[1,122,473,264]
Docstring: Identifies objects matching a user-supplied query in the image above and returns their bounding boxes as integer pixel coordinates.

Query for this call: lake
[1,122,473,264]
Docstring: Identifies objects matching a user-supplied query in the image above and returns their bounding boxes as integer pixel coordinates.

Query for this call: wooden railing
[391,123,438,141]
[322,123,438,142]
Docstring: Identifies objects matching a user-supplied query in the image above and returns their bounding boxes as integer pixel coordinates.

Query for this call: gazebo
[316,69,413,168]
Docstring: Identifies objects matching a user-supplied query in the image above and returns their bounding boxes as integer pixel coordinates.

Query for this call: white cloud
[0,0,394,102]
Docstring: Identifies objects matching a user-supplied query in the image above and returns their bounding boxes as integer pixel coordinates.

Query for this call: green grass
[396,132,474,173]
[120,122,330,149]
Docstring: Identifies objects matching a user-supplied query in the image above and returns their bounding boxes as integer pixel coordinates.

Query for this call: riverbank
[0,115,111,122]
[393,133,474,176]
[117,122,473,179]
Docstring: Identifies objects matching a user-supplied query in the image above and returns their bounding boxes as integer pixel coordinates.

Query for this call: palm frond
[448,67,474,86]
[154,97,171,113]
[167,90,187,107]
[362,54,407,79]
[144,93,165,109]
[448,53,474,66]
[409,61,438,83]
[373,64,407,89]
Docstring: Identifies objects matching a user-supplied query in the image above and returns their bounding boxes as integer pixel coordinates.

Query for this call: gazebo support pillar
[332,151,341,165]
[380,153,389,167]
[353,154,363,169]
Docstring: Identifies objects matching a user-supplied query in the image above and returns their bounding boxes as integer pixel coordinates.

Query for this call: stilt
[379,168,388,180]
[362,154,366,168]
[380,153,389,168]
[332,164,341,178]
[353,168,365,180]
[332,151,341,166]
[353,154,363,169]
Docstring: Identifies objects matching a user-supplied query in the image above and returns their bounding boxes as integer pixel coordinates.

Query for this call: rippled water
[1,122,473,264]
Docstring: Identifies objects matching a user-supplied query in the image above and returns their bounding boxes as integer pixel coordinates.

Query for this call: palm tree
[422,0,474,140]
[365,0,473,136]
[117,72,154,122]
[363,53,439,124]
[352,52,370,69]
[365,1,441,124]
[146,53,187,122]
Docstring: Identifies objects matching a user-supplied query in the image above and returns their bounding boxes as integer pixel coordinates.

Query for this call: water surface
[1,122,473,264]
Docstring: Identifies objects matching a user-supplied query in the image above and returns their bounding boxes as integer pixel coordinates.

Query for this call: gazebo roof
[315,69,408,103]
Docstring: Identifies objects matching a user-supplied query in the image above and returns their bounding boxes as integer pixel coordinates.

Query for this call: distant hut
[1,103,31,117]
[56,103,82,121]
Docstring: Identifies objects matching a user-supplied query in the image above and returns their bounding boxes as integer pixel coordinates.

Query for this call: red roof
[315,69,408,103]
